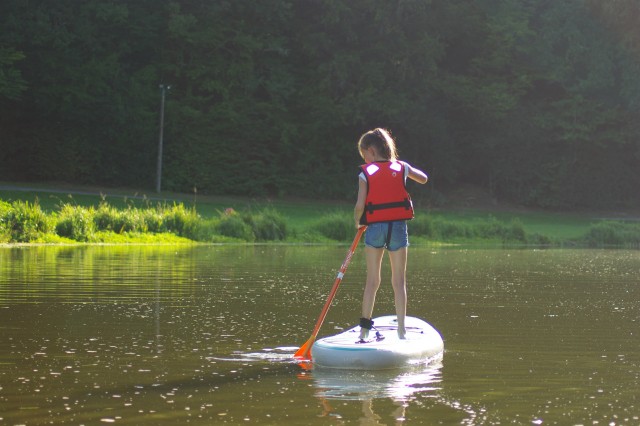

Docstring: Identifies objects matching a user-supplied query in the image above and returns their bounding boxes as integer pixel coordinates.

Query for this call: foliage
[311,212,353,241]
[0,47,27,100]
[158,203,199,238]
[0,200,53,242]
[0,0,639,208]
[0,199,292,244]
[94,203,146,234]
[56,204,95,241]
[2,195,640,247]
[0,200,12,242]
[244,208,287,241]
[214,214,254,242]
[412,215,529,244]
[580,221,640,247]
[211,208,288,242]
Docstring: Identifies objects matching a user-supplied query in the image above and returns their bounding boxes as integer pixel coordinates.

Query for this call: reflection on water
[309,364,442,424]
[0,245,639,424]
[310,359,443,401]
[304,358,488,425]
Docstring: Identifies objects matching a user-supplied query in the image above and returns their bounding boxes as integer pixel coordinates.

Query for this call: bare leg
[388,247,408,339]
[360,246,384,339]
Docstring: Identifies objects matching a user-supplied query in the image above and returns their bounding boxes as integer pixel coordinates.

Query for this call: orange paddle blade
[293,335,315,360]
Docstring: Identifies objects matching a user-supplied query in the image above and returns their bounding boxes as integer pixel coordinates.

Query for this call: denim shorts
[364,221,409,251]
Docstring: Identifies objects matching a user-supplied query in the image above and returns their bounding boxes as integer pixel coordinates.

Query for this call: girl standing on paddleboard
[354,128,428,341]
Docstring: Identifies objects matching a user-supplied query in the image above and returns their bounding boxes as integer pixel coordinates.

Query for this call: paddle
[294,226,367,361]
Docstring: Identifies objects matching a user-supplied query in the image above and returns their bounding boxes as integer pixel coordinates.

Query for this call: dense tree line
[1,0,638,209]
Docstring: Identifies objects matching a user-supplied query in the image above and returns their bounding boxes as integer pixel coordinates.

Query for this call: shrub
[142,208,164,233]
[0,200,11,217]
[94,203,123,232]
[475,216,504,239]
[0,200,11,242]
[246,208,287,241]
[160,203,199,238]
[410,215,434,238]
[311,212,352,241]
[3,200,53,242]
[55,204,95,241]
[436,219,473,240]
[582,221,640,247]
[120,207,148,233]
[413,215,527,243]
[528,233,553,246]
[215,214,254,241]
[503,219,527,242]
[188,218,216,241]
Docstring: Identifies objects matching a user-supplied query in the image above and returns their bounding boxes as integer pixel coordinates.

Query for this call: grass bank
[0,184,639,247]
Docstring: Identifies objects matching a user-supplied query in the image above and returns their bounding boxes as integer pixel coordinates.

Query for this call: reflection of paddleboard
[312,315,444,370]
[311,360,443,400]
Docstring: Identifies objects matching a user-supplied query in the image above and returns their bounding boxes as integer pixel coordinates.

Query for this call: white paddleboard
[312,315,444,370]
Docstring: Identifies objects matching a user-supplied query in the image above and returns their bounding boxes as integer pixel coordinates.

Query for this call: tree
[0,0,638,209]
[0,47,27,100]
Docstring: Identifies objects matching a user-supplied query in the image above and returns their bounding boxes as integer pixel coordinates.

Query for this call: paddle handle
[310,226,366,337]
[294,226,366,360]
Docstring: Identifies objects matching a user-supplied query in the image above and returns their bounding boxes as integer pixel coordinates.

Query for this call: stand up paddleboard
[312,315,443,370]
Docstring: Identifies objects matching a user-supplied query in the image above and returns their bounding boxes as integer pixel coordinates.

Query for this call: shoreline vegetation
[0,185,639,248]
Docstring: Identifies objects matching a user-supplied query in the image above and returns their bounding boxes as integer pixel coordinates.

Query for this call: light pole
[156,84,171,193]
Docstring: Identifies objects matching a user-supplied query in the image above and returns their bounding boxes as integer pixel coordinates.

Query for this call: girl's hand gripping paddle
[294,226,367,361]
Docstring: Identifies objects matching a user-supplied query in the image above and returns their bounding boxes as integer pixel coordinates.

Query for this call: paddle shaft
[294,226,366,360]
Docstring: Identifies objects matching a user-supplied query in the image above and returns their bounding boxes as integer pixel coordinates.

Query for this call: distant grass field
[1,182,637,246]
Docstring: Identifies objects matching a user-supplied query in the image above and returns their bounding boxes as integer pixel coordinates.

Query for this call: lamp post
[156,84,171,193]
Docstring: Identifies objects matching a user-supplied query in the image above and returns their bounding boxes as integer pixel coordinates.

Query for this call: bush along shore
[0,199,295,244]
[0,199,639,247]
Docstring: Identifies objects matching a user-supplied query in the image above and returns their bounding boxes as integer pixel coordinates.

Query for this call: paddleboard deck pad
[312,315,443,370]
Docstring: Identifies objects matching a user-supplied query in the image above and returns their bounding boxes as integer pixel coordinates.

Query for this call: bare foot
[397,328,406,340]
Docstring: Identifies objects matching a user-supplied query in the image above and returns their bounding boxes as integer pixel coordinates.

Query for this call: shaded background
[1,0,639,209]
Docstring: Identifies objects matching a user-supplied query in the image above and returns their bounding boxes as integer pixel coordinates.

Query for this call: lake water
[0,244,638,425]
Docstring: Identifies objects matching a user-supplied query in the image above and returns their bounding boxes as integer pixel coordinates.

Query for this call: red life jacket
[360,161,414,225]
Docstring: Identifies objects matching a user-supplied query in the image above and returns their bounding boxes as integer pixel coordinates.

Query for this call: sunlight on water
[0,245,638,424]
[206,347,300,364]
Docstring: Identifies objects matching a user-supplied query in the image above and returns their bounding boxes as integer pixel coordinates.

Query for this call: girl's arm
[407,163,428,184]
[354,178,367,228]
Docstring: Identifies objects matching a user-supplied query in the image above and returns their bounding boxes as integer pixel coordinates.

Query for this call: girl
[353,128,428,341]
